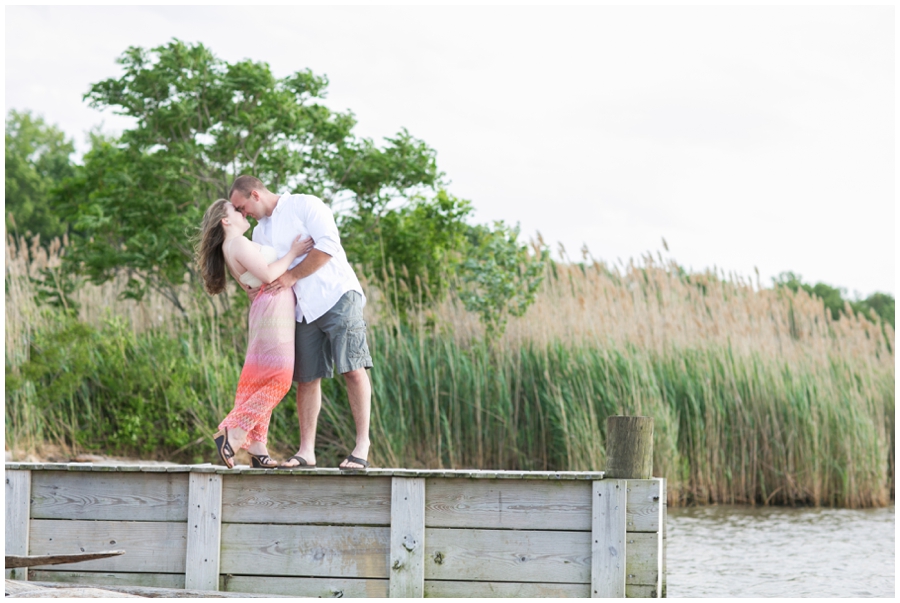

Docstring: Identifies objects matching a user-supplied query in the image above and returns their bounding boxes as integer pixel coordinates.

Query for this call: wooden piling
[605,416,654,479]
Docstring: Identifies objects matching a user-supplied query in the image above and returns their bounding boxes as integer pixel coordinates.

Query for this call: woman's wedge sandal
[214,428,235,468]
[280,455,316,469]
[248,453,278,468]
[339,454,370,471]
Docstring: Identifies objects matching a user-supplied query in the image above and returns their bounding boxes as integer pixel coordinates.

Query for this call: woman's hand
[290,235,315,258]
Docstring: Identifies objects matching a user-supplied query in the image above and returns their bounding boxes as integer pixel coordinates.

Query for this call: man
[229,175,373,470]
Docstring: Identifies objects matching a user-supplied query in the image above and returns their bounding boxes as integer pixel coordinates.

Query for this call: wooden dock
[5,463,665,597]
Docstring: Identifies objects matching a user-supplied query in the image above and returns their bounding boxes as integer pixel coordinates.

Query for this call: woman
[196,198,312,468]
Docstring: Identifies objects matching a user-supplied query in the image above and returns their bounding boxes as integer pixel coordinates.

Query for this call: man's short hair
[229,175,266,199]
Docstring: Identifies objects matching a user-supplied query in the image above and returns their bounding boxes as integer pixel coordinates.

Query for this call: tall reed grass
[5,235,894,507]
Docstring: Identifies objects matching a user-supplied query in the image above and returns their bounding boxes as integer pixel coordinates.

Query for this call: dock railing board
[4,464,665,598]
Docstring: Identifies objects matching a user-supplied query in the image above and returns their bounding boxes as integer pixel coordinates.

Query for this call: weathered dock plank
[221,475,391,525]
[223,575,388,598]
[592,479,627,597]
[23,580,289,598]
[5,470,31,581]
[220,524,390,578]
[185,473,222,591]
[625,479,664,533]
[29,520,187,573]
[624,533,660,586]
[424,528,591,583]
[31,472,189,522]
[389,477,426,597]
[5,580,142,598]
[425,479,592,531]
[28,571,184,589]
[424,580,590,597]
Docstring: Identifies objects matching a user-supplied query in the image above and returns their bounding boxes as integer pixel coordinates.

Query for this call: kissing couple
[196,175,372,471]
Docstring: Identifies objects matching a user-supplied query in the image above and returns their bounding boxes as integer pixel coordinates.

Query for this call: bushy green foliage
[459,222,549,337]
[342,189,474,312]
[6,314,240,461]
[5,110,75,242]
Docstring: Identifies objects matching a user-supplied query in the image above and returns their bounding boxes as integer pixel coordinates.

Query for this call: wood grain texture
[221,475,391,525]
[425,479,592,531]
[624,533,660,587]
[4,582,142,598]
[625,479,662,533]
[220,524,390,578]
[389,477,425,597]
[28,571,184,589]
[605,416,654,479]
[592,479,626,598]
[185,473,222,591]
[30,472,189,522]
[424,528,591,584]
[223,575,388,598]
[424,580,590,598]
[5,471,31,581]
[627,584,661,598]
[29,520,187,573]
[28,581,285,598]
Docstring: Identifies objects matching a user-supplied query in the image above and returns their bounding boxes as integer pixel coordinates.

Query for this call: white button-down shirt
[252,193,365,323]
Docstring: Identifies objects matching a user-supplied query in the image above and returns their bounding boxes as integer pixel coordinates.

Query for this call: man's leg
[290,378,322,466]
[284,317,328,468]
[339,368,371,469]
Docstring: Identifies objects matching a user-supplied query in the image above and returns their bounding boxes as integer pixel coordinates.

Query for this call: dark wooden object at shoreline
[6,551,125,569]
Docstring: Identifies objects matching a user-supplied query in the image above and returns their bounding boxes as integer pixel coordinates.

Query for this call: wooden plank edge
[6,463,609,480]
[27,580,291,598]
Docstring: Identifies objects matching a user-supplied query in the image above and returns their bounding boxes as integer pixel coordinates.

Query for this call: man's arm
[268,248,331,291]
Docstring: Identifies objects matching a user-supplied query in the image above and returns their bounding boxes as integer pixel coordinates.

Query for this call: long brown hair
[196,199,229,295]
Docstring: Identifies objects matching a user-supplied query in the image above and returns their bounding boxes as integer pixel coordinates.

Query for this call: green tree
[852,292,895,328]
[342,189,474,312]
[5,110,76,241]
[460,222,549,338]
[56,39,440,312]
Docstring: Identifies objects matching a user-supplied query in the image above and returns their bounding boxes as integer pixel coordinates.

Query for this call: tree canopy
[55,39,443,313]
[5,110,75,242]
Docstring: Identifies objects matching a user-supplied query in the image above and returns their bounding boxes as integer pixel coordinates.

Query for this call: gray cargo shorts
[294,291,373,383]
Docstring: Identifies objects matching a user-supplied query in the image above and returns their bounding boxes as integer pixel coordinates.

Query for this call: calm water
[666,505,895,597]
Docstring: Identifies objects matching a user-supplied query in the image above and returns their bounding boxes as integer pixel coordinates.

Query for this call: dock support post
[5,470,31,581]
[389,477,425,597]
[591,479,627,597]
[185,472,223,591]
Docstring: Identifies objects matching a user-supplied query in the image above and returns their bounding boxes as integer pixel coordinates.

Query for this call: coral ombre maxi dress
[218,245,295,448]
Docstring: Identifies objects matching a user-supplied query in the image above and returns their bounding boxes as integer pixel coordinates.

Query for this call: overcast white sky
[5,4,895,296]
